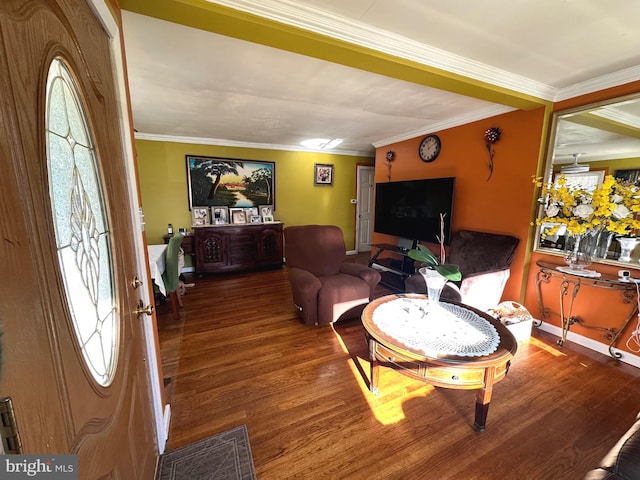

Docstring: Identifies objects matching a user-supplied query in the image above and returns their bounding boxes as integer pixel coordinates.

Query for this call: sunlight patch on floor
[529,336,567,357]
[332,324,435,425]
[347,355,435,425]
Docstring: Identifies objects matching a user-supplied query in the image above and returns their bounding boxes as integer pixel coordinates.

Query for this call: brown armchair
[404,230,519,311]
[284,225,381,325]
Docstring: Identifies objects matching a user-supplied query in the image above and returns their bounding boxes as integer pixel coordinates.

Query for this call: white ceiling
[121,0,640,157]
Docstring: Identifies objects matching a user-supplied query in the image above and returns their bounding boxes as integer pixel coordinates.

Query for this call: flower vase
[593,230,614,259]
[419,267,448,302]
[616,237,640,263]
[563,233,595,270]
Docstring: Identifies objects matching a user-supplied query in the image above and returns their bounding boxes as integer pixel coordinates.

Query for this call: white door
[357,166,376,252]
[0,1,157,477]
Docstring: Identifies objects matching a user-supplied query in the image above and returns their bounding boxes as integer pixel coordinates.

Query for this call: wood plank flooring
[156,255,640,479]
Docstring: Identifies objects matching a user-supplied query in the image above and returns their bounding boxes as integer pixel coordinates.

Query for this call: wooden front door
[0,0,156,477]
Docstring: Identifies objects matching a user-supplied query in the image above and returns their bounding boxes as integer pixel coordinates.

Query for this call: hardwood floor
[156,255,640,479]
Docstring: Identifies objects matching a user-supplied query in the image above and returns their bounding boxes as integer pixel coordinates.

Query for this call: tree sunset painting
[187,156,275,210]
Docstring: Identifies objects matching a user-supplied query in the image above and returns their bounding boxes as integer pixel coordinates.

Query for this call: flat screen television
[374,177,455,245]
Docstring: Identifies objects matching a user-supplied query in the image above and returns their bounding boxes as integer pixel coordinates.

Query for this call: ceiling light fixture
[560,153,589,173]
[300,138,343,150]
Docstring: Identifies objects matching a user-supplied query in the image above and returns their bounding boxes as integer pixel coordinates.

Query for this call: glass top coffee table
[361,294,518,431]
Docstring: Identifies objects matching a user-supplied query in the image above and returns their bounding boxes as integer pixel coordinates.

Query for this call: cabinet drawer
[424,366,484,387]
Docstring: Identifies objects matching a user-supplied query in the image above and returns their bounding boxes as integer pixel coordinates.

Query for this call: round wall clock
[418,134,441,162]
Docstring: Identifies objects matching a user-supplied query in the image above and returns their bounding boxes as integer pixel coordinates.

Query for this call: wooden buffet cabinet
[193,222,283,274]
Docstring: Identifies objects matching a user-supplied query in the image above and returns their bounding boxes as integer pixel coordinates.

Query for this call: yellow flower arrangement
[534,174,640,237]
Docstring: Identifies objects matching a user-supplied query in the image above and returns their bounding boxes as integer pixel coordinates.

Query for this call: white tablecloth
[148,244,168,295]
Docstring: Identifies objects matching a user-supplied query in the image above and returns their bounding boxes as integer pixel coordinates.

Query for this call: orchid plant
[407,213,462,281]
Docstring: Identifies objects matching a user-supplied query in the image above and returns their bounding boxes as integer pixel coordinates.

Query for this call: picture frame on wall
[230,208,247,224]
[212,206,229,225]
[186,155,275,210]
[314,163,334,185]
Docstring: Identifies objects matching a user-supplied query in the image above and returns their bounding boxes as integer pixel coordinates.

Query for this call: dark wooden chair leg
[168,291,180,320]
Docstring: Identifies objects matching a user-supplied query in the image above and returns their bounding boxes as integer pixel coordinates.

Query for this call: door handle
[134,299,154,316]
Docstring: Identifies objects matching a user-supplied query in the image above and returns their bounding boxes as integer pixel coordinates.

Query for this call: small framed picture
[244,207,259,218]
[263,214,275,223]
[192,206,210,226]
[259,205,273,218]
[212,206,229,225]
[249,215,262,224]
[314,163,334,186]
[230,208,247,224]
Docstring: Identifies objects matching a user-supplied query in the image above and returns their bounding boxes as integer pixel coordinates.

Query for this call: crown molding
[210,0,640,104]
[134,132,374,157]
[209,0,557,101]
[372,105,514,148]
[554,65,640,102]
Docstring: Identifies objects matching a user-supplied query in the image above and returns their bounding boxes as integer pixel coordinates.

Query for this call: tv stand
[368,243,416,292]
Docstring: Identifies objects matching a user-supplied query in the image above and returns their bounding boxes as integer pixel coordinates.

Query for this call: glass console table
[535,260,638,359]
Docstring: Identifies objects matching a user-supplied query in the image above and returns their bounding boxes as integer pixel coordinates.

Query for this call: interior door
[0,0,156,477]
[357,165,375,252]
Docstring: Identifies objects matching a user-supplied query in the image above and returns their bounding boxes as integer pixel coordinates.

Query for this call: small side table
[535,260,638,359]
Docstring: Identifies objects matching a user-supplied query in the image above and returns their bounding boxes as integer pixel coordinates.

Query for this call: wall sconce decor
[484,127,502,181]
[385,150,395,182]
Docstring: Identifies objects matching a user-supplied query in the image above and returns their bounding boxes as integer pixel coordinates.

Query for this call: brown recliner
[284,225,381,325]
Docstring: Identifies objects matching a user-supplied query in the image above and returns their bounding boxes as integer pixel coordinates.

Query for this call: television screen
[374,177,455,245]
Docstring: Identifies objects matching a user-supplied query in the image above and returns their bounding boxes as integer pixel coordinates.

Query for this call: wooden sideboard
[193,222,283,274]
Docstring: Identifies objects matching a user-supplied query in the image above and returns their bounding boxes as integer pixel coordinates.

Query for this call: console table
[535,260,638,359]
[194,222,283,274]
[361,294,517,431]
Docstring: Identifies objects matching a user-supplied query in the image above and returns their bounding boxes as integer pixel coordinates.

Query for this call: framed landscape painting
[186,155,275,210]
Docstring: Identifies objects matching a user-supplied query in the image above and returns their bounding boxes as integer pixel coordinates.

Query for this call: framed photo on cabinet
[212,206,229,225]
[230,208,247,224]
[192,207,210,226]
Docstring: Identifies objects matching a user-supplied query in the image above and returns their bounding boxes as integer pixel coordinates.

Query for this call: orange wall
[373,107,546,304]
[375,81,640,357]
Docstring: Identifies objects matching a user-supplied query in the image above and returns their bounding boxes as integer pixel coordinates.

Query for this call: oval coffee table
[361,294,517,431]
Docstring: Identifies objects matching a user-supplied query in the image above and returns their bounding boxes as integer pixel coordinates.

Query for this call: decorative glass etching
[45,58,117,386]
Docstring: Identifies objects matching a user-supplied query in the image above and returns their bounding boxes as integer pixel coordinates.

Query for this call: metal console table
[535,260,638,359]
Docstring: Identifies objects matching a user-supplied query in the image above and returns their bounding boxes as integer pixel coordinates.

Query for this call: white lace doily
[371,297,500,357]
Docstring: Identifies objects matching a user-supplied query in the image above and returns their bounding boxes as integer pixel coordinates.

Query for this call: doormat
[156,425,257,480]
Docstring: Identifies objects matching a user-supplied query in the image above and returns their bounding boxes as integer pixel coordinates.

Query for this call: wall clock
[418,134,441,162]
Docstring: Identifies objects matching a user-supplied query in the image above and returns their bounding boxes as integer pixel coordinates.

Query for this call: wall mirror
[534,92,640,267]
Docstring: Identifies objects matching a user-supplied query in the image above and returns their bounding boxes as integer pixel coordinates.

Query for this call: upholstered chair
[284,225,381,325]
[404,230,519,312]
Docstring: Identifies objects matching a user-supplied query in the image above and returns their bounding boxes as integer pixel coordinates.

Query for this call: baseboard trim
[535,320,640,368]
[346,250,358,255]
[163,404,171,443]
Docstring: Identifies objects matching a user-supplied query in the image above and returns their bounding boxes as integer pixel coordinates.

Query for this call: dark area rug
[156,425,257,480]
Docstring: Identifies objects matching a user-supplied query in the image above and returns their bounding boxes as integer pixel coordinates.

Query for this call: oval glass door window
[45,58,117,386]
